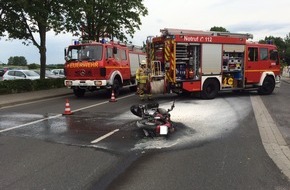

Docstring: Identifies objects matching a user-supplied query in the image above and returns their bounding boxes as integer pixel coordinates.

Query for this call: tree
[0,0,148,80]
[0,0,69,79]
[284,33,290,65]
[66,0,148,42]
[28,63,39,70]
[7,56,27,66]
[210,26,229,32]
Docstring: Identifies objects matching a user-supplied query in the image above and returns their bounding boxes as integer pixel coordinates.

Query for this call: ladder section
[151,61,163,77]
[126,44,144,52]
[161,28,212,36]
[160,28,253,39]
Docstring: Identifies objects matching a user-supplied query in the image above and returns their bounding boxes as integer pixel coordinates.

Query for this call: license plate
[160,125,168,135]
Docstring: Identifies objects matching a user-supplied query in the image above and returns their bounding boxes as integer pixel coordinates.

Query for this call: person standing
[136,60,152,100]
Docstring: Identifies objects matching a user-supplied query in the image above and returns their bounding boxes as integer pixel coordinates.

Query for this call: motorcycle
[130,100,175,137]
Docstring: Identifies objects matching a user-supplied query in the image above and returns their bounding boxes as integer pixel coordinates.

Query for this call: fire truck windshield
[67,45,103,61]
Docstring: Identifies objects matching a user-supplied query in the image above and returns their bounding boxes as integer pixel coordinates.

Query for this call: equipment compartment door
[202,44,222,75]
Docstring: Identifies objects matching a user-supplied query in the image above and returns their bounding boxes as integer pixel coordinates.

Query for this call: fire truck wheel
[201,79,219,99]
[112,79,120,97]
[73,89,85,98]
[258,76,275,95]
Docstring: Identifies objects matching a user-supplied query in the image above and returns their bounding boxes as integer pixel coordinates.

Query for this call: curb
[251,95,290,179]
[282,78,290,84]
[0,88,71,108]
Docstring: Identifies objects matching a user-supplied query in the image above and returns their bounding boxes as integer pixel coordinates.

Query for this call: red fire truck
[64,40,146,97]
[146,28,281,99]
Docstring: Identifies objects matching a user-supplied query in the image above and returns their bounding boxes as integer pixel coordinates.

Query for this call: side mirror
[113,47,117,54]
[64,48,71,61]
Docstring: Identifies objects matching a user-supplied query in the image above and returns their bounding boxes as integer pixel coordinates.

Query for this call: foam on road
[116,97,252,150]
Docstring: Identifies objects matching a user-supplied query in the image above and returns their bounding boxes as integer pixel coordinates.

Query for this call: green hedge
[0,78,65,95]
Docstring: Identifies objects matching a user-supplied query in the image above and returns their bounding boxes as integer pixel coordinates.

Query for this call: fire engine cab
[64,40,146,97]
[146,28,281,99]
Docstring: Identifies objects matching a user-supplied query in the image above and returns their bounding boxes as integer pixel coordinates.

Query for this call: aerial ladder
[160,28,253,39]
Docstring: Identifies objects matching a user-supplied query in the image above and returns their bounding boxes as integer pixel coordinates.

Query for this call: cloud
[227,21,290,40]
[1,0,290,64]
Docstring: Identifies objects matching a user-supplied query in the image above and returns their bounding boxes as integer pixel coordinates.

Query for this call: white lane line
[72,94,134,113]
[0,94,134,133]
[0,114,61,133]
[91,129,120,144]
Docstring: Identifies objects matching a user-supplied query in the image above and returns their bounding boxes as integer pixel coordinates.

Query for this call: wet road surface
[0,87,290,189]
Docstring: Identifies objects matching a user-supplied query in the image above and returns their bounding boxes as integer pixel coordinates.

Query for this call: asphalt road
[0,82,290,190]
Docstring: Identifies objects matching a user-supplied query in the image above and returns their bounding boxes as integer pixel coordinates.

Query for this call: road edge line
[251,95,290,179]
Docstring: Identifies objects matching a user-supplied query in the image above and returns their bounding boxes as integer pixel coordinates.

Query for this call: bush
[32,78,65,90]
[0,78,65,95]
[0,81,10,94]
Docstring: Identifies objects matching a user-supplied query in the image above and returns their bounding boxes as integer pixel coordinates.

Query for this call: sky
[1,0,290,65]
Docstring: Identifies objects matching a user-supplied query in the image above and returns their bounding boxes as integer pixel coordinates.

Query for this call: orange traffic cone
[109,90,117,102]
[63,99,73,115]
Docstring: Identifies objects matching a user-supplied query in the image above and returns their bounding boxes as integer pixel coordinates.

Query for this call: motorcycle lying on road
[130,100,175,137]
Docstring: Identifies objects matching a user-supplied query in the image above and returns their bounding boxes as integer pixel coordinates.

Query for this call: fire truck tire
[112,79,120,97]
[73,89,86,98]
[201,79,219,99]
[258,76,275,95]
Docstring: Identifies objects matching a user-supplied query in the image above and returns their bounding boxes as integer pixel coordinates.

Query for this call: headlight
[94,81,102,86]
[65,81,72,86]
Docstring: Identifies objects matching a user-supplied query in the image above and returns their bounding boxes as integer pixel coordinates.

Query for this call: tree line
[7,56,27,66]
[1,2,289,80]
[0,0,148,79]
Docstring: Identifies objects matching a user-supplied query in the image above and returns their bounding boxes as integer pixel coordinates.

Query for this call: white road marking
[0,94,134,134]
[0,114,61,133]
[90,129,120,144]
[73,94,134,113]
